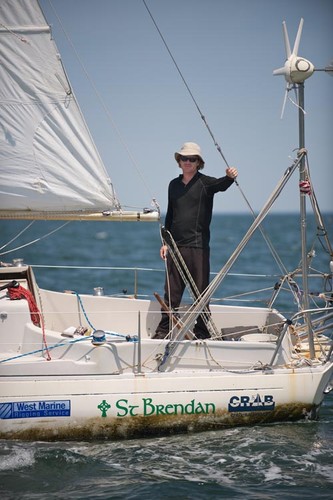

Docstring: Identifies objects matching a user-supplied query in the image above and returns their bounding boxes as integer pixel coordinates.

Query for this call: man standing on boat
[154,142,238,340]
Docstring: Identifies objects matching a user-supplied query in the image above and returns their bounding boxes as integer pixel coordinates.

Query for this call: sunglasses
[179,156,198,163]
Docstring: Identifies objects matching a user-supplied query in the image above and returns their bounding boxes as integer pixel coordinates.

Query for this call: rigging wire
[0,221,71,256]
[142,0,302,294]
[142,0,229,169]
[0,221,35,251]
[304,155,333,257]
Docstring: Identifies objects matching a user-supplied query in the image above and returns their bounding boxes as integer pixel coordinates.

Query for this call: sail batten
[0,0,128,216]
[0,26,50,33]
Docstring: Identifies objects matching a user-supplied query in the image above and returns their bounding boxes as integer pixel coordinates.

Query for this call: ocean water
[1,213,333,498]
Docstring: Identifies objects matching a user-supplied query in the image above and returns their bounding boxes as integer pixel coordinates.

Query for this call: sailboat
[0,0,332,440]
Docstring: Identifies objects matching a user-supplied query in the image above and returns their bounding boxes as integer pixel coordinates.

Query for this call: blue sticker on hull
[0,400,71,419]
[228,394,275,412]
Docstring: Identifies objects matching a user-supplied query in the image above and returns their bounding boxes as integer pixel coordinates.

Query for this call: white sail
[0,0,121,216]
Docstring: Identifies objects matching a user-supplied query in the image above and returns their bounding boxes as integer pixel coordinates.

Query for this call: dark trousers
[156,247,211,338]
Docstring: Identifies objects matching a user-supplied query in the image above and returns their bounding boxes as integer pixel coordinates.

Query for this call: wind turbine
[273,18,314,118]
[273,18,332,118]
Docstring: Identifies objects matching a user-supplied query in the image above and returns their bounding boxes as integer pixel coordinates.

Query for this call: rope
[74,291,138,341]
[0,335,92,364]
[74,292,96,330]
[8,285,40,326]
[7,284,51,361]
[160,227,220,337]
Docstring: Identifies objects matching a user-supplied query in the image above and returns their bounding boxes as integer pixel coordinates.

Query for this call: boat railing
[1,261,330,313]
[29,263,165,299]
[268,305,333,366]
[291,306,333,339]
[32,264,304,314]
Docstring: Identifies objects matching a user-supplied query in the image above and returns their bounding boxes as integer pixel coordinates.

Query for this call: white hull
[1,365,332,441]
[1,265,332,441]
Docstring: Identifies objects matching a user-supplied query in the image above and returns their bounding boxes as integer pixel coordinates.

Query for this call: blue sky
[40,0,332,214]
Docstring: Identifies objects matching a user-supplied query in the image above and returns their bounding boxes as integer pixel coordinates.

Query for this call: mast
[273,18,316,358]
[298,83,315,358]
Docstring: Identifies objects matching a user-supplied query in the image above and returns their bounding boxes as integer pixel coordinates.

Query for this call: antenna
[317,60,333,77]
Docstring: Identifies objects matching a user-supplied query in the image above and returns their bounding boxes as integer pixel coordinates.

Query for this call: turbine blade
[292,18,304,56]
[280,89,288,119]
[282,21,291,58]
[273,66,287,76]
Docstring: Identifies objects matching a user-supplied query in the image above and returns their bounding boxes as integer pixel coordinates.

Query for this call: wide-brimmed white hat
[174,142,205,169]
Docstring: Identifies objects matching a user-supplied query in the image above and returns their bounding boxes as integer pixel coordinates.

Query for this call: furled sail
[0,0,158,221]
